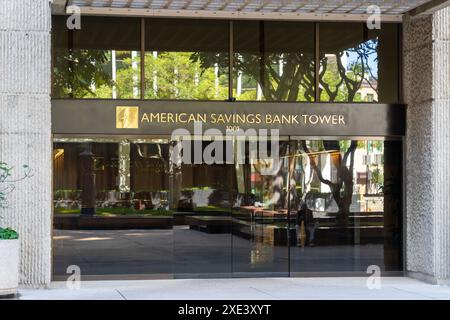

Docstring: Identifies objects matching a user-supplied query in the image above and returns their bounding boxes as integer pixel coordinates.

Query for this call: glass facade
[233,21,315,101]
[53,138,402,277]
[51,17,404,279]
[319,23,399,103]
[53,16,141,99]
[144,19,229,100]
[52,17,400,103]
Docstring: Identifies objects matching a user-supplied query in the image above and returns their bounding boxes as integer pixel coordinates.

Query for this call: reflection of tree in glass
[371,166,384,187]
[145,52,228,100]
[53,50,141,99]
[53,49,112,98]
[53,39,378,102]
[235,53,315,101]
[319,39,378,102]
[83,51,140,99]
[194,52,315,101]
[250,142,289,209]
[301,140,357,226]
[112,53,140,99]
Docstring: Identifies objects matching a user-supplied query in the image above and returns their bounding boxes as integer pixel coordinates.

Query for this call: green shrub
[1,162,32,240]
[0,227,19,240]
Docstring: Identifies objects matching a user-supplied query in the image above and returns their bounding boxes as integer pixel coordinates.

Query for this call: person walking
[297,203,316,247]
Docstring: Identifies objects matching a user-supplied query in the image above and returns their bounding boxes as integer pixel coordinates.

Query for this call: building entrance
[52,136,402,279]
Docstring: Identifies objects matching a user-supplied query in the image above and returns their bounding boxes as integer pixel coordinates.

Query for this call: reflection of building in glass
[358,78,378,102]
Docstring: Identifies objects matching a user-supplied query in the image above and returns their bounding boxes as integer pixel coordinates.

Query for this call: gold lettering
[331,115,338,125]
[198,113,207,123]
[291,115,299,124]
[141,113,149,123]
[272,115,281,124]
[224,114,233,123]
[150,113,160,122]
[140,112,345,127]
[187,114,195,123]
[178,113,187,123]
[319,115,331,124]
[217,114,225,124]
[236,114,245,124]
[309,115,319,124]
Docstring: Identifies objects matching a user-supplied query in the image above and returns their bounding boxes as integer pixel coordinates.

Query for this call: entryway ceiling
[57,1,444,21]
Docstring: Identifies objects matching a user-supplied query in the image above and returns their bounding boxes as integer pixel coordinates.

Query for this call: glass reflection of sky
[345,39,379,75]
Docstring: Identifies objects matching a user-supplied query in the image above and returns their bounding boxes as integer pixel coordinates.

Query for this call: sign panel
[52,100,405,137]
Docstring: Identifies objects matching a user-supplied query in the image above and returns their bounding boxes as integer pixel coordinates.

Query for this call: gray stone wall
[404,6,450,284]
[0,0,52,286]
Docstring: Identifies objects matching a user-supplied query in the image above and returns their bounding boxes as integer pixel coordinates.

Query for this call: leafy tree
[300,140,358,226]
[83,51,140,99]
[319,39,378,102]
[53,49,112,98]
[371,166,384,187]
[193,38,377,102]
[193,52,315,101]
[145,52,228,100]
[53,37,378,103]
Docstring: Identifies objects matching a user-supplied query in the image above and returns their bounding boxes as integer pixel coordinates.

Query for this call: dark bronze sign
[52,100,405,137]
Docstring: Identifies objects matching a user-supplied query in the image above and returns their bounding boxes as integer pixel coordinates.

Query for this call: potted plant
[0,162,31,297]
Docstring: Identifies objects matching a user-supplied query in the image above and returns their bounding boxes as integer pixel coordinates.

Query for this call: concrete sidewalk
[14,277,450,300]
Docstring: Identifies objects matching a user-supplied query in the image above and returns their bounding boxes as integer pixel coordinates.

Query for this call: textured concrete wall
[404,6,450,284]
[0,0,52,286]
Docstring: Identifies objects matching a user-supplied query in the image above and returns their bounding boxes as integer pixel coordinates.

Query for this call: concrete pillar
[0,0,52,286]
[404,6,450,284]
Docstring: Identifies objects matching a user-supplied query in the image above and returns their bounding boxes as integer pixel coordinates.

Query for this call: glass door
[231,138,291,277]
[287,139,403,275]
[173,138,233,277]
[52,138,175,278]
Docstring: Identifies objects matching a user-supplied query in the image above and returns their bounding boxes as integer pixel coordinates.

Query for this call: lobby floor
[16,277,450,300]
[53,228,392,276]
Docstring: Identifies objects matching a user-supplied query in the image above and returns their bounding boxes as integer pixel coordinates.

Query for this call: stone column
[0,0,52,286]
[404,6,450,284]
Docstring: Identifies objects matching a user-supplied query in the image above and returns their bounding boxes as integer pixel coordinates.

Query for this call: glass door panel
[231,139,290,276]
[288,139,403,274]
[53,138,174,278]
[173,139,233,277]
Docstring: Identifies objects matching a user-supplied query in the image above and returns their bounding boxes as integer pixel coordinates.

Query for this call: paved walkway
[16,277,450,300]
